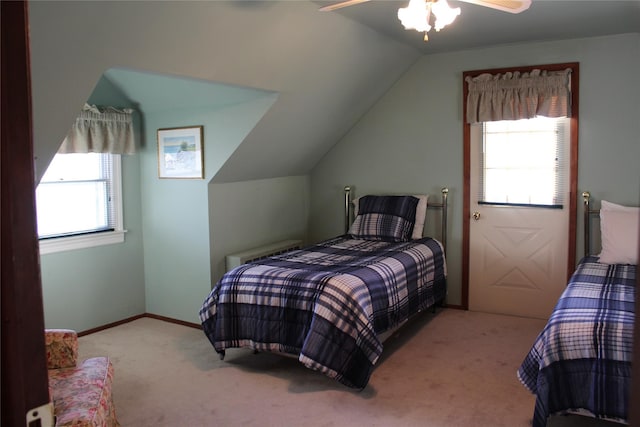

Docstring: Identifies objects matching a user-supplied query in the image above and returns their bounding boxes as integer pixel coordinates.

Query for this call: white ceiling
[314,0,640,54]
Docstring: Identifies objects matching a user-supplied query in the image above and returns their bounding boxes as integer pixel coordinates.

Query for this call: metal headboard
[582,191,599,257]
[343,186,449,254]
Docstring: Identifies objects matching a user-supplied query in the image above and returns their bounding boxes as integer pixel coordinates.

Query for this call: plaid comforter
[199,236,447,389]
[517,257,636,426]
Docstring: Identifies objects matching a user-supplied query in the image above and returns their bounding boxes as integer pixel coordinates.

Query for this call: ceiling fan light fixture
[398,0,432,33]
[431,0,461,31]
[323,0,530,43]
[398,0,460,41]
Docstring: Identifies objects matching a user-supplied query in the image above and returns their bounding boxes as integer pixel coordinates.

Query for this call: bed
[199,187,449,389]
[517,192,638,426]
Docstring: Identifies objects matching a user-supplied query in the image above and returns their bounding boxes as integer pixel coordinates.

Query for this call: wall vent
[225,239,302,271]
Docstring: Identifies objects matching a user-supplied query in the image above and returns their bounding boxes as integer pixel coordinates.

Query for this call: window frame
[38,153,126,255]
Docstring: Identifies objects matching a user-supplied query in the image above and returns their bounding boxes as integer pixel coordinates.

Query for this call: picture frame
[157,125,204,179]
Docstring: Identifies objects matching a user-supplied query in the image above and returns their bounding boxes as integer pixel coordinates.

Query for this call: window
[36,153,125,254]
[480,116,569,208]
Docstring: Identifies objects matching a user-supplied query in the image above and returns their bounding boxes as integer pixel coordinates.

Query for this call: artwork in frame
[157,125,204,179]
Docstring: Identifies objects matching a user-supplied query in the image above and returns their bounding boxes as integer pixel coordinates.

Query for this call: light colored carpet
[78,309,621,427]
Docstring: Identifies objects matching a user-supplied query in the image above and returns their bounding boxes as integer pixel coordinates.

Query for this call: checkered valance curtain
[465,68,572,123]
[58,103,135,154]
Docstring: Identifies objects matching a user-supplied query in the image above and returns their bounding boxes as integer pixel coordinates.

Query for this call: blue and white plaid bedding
[199,236,447,389]
[517,257,636,426]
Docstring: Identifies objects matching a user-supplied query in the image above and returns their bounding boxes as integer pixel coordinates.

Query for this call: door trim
[461,62,580,310]
[1,1,51,425]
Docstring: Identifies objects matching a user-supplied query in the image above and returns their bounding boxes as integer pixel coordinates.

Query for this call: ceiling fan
[319,0,531,14]
[319,0,532,41]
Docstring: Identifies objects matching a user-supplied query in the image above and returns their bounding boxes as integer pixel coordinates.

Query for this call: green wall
[141,99,280,324]
[41,73,282,329]
[209,176,310,285]
[40,77,146,331]
[309,33,640,306]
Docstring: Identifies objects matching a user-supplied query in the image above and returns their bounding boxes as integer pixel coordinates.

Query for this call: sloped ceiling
[28,1,639,183]
[102,68,276,113]
[28,1,421,183]
[214,0,640,182]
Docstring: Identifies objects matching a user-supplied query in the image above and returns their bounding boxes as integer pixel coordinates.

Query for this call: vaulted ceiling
[28,1,420,182]
[28,1,640,183]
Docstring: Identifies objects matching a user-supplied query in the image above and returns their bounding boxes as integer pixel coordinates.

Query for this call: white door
[468,119,570,320]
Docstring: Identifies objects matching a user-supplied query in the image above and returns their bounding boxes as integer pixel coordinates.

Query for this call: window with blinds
[479,116,569,208]
[36,153,119,238]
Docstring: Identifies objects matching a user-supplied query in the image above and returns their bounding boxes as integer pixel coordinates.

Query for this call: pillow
[601,200,640,213]
[353,194,428,240]
[349,195,419,242]
[598,203,639,265]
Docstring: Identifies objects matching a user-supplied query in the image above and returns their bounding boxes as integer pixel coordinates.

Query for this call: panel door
[468,123,570,320]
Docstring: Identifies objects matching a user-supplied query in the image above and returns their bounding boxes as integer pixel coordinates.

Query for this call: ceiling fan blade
[458,0,531,14]
[318,0,371,12]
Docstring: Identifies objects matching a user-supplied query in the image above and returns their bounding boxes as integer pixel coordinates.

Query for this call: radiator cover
[225,239,302,271]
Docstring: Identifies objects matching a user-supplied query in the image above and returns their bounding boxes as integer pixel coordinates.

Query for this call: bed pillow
[601,200,640,213]
[353,194,428,240]
[598,202,639,265]
[410,195,429,239]
[349,195,419,242]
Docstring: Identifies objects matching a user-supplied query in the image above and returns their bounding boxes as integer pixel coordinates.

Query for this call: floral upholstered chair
[45,329,119,427]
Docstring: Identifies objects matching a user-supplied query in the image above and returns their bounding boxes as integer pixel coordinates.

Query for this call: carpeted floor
[78,309,621,427]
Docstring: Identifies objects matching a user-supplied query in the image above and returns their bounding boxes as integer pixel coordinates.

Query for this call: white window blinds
[479,117,569,208]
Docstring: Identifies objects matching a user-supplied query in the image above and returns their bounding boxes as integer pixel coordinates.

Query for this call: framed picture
[157,125,204,179]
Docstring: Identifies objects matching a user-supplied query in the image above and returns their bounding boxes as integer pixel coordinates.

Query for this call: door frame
[1,1,51,425]
[461,62,580,310]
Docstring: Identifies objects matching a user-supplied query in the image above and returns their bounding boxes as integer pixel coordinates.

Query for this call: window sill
[478,201,563,209]
[39,230,127,255]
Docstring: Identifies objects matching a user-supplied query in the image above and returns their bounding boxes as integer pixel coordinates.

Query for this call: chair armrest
[44,329,78,369]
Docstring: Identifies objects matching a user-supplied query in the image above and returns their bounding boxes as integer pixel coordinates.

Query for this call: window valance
[465,68,571,124]
[58,103,135,154]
